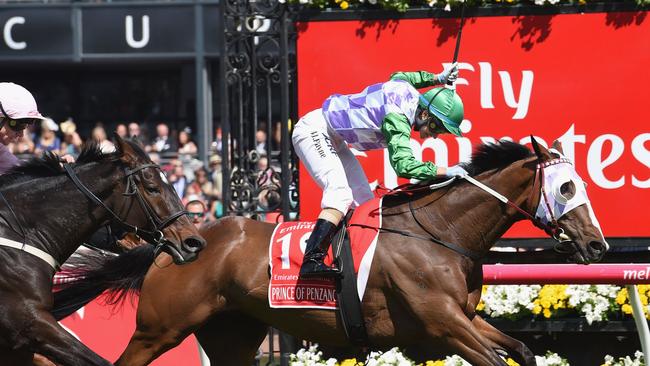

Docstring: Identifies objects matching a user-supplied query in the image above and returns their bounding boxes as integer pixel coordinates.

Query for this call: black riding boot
[299,219,340,278]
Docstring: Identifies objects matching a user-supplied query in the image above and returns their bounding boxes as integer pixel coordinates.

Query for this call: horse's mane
[0,141,125,186]
[387,140,534,202]
[463,140,533,176]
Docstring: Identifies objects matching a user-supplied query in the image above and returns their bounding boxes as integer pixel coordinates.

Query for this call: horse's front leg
[471,315,536,366]
[426,307,509,366]
[395,274,507,365]
[1,307,112,366]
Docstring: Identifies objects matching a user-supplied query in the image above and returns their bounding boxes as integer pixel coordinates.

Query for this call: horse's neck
[9,163,122,266]
[423,162,536,255]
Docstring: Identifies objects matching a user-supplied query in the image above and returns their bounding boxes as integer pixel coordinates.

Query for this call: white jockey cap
[0,82,46,120]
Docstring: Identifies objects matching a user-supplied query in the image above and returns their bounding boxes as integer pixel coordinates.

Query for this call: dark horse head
[0,135,206,267]
[0,136,206,366]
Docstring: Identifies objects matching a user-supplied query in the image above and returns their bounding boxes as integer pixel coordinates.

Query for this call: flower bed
[478,284,649,324]
[289,345,645,365]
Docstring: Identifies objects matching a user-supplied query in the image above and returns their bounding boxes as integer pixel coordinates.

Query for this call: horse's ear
[551,140,564,154]
[114,133,138,164]
[530,135,552,160]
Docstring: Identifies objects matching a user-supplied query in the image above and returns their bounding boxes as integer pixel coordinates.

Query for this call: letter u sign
[125,15,150,49]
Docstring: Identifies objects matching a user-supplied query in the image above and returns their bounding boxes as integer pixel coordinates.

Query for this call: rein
[360,157,578,260]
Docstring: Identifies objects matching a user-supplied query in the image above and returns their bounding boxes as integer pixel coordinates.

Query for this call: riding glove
[437,62,459,85]
[445,164,468,178]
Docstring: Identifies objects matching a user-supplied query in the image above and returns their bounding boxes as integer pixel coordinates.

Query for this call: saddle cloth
[268,197,382,309]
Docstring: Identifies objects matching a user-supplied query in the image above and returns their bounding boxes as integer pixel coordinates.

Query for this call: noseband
[63,163,187,251]
[463,156,579,255]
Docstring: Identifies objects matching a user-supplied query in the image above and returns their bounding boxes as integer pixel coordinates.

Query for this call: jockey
[0,82,46,174]
[292,64,467,278]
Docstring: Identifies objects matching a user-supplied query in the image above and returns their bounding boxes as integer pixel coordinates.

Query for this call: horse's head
[530,137,608,264]
[111,135,206,264]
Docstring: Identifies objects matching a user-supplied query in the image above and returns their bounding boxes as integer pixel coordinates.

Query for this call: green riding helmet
[418,87,464,136]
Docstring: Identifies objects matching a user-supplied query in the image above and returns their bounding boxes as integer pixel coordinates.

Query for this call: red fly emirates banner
[297,11,650,238]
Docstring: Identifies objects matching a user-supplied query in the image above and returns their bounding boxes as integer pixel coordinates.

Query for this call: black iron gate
[219,0,299,222]
[218,1,301,365]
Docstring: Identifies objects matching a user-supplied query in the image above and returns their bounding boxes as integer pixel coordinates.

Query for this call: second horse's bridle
[63,162,187,252]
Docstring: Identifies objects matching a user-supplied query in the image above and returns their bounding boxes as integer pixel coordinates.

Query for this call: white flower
[565,285,620,324]
[480,285,541,319]
[535,351,570,366]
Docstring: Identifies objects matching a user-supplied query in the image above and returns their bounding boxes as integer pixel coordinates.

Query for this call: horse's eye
[560,181,576,200]
[143,182,161,193]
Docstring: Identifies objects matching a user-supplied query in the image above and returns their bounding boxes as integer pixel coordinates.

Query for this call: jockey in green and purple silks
[292,64,466,278]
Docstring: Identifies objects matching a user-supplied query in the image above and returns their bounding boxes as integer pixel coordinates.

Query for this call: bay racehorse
[53,139,608,366]
[0,136,206,366]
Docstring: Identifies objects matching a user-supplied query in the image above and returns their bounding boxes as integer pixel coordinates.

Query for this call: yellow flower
[640,294,648,306]
[543,308,552,318]
[506,358,521,366]
[541,299,551,309]
[616,288,628,305]
[423,361,445,366]
[340,0,349,9]
[532,304,542,315]
[622,304,633,314]
[476,301,485,311]
[340,360,360,366]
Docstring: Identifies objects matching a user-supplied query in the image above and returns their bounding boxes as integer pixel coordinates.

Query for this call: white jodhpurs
[292,108,374,214]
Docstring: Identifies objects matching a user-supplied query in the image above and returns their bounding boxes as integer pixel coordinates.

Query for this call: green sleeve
[389,71,439,88]
[381,112,438,180]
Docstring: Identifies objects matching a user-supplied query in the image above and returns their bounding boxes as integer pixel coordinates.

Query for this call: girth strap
[348,222,482,261]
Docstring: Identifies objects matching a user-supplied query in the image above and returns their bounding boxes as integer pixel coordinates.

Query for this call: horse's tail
[52,245,155,320]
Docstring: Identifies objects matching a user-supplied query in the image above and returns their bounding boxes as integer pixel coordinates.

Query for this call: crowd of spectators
[8,117,233,224]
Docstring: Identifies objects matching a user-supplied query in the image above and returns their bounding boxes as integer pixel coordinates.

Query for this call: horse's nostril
[589,241,605,253]
[182,237,206,253]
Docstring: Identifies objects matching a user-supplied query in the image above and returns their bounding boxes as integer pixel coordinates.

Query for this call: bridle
[63,162,187,255]
[462,156,577,248]
[363,155,580,259]
[0,160,187,270]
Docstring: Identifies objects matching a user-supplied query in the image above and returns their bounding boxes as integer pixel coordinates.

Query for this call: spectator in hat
[59,118,82,159]
[208,154,223,198]
[34,118,61,155]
